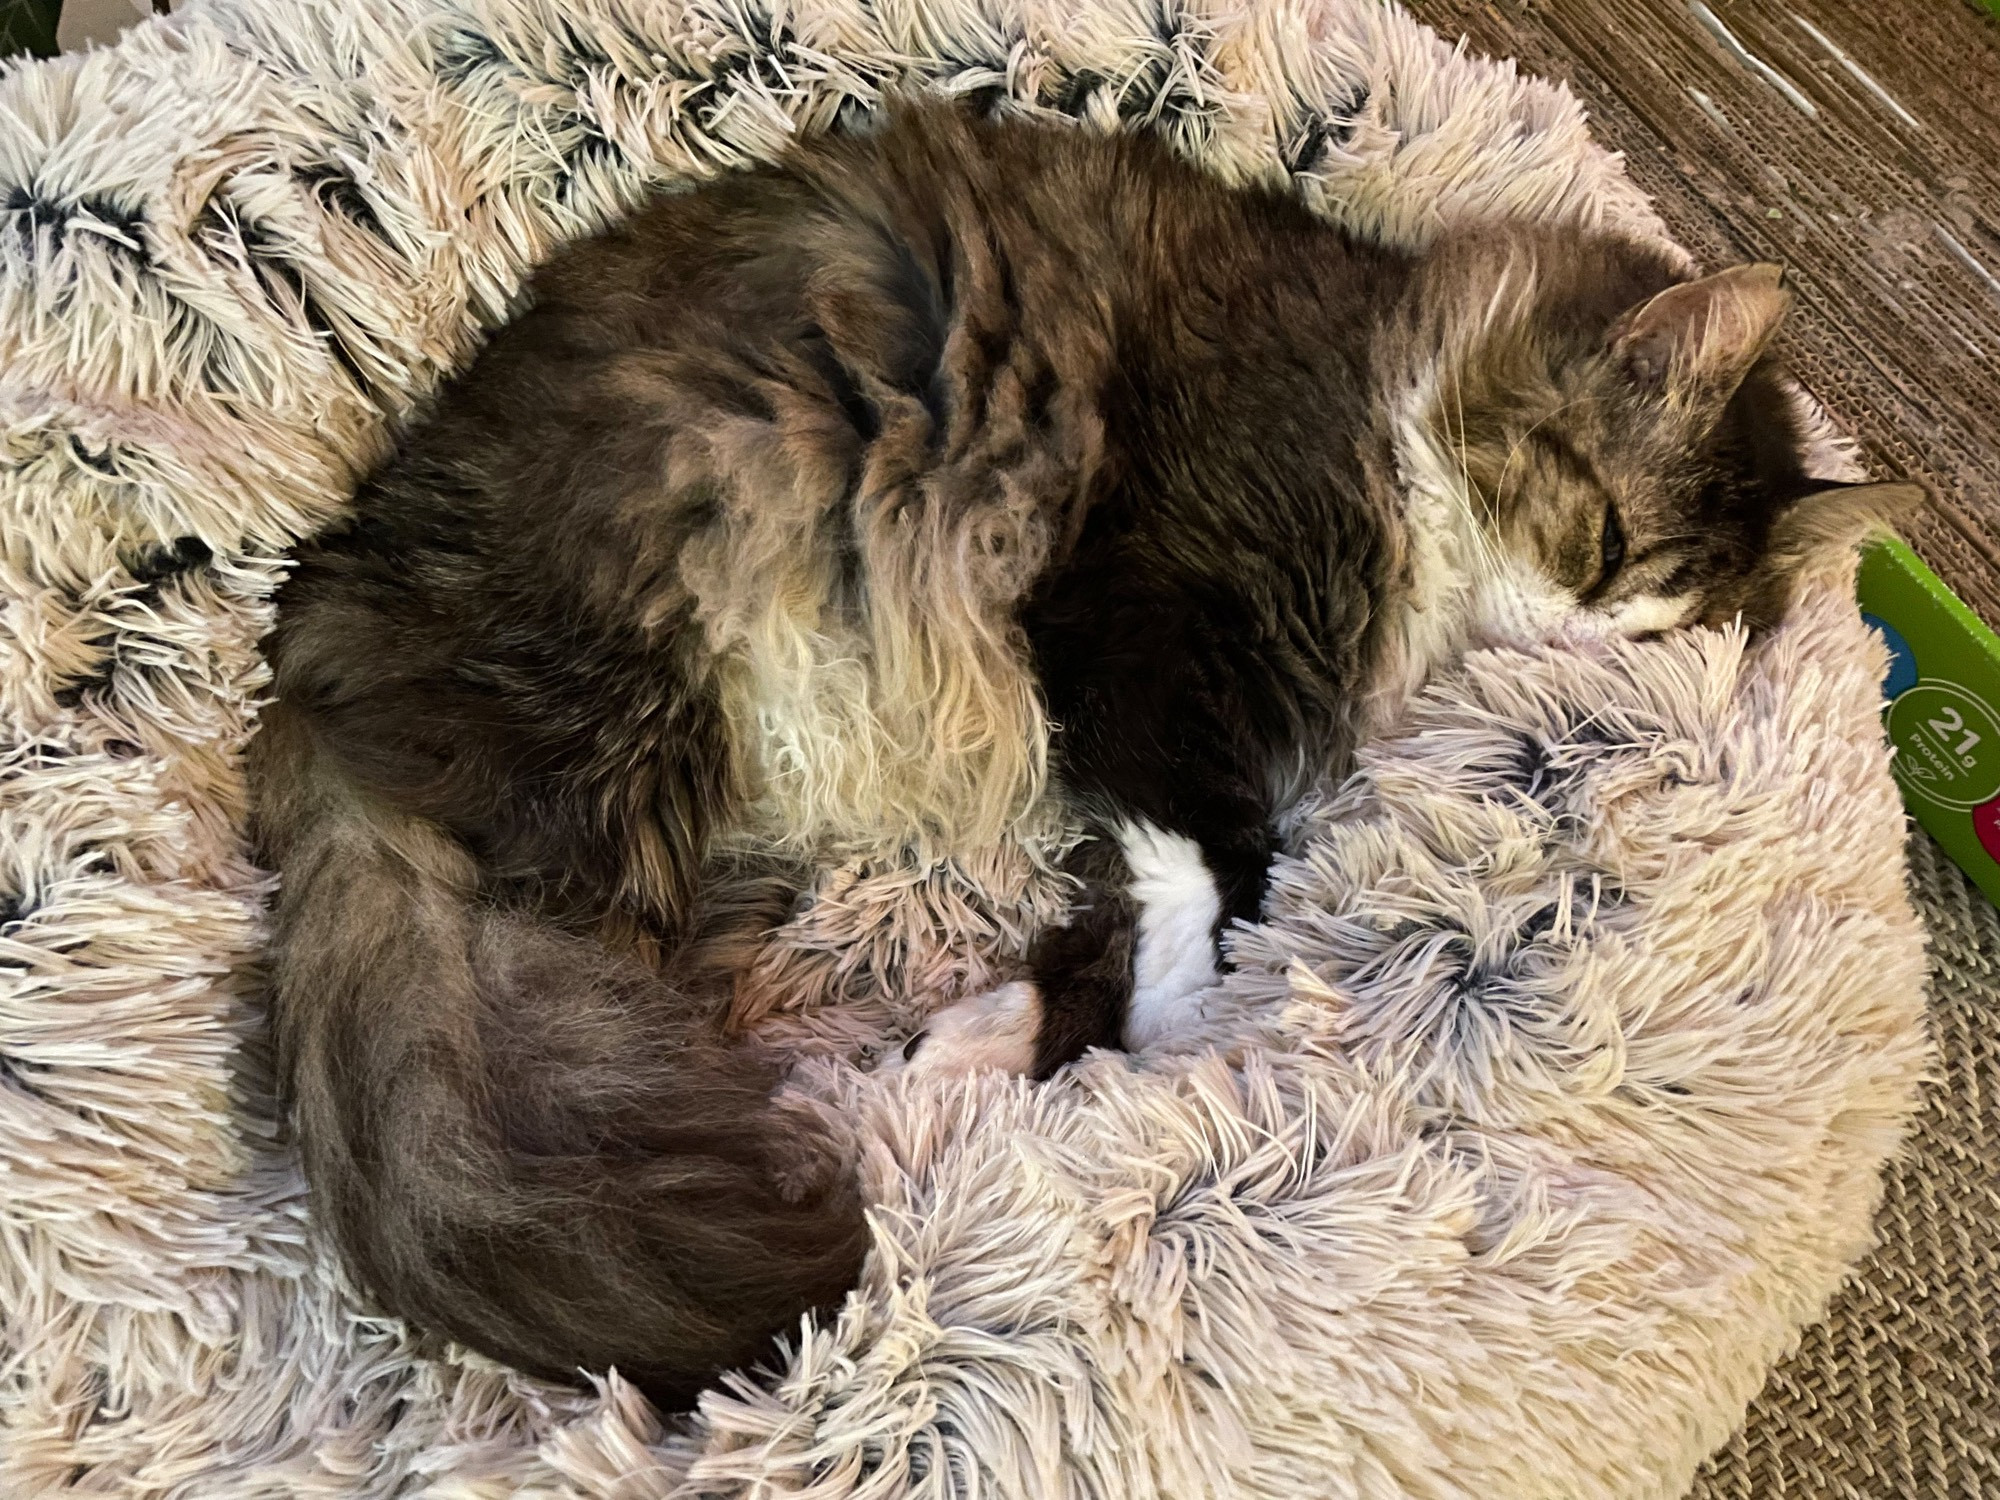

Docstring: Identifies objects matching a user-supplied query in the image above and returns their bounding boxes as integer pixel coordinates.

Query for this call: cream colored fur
[0,1,1924,1497]
[680,402,1054,857]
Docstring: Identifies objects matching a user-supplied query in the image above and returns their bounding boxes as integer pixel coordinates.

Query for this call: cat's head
[1393,231,1918,655]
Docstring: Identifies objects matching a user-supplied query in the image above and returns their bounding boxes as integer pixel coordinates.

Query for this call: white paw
[1123,980,1213,1052]
[1118,821,1222,1051]
[879,981,1042,1079]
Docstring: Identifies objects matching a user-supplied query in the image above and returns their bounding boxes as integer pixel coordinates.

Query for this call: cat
[247,98,1912,1408]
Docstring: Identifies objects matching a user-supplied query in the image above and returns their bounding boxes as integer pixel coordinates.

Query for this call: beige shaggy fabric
[1692,829,1999,1500]
[0,0,1932,1495]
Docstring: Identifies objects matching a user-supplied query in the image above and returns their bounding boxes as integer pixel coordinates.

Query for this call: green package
[1858,537,2000,908]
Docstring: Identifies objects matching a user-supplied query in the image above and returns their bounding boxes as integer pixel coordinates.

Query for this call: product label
[1858,541,2000,909]
[1884,681,2000,809]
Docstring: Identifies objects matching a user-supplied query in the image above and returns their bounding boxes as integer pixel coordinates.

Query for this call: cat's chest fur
[1016,259,1408,865]
[988,277,1414,1055]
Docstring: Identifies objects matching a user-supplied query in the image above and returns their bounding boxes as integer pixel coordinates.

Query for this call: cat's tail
[249,705,870,1410]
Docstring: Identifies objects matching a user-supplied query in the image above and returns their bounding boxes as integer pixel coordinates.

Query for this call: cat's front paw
[878,980,1042,1079]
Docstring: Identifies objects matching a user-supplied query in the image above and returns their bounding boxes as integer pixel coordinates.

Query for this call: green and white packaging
[1859,537,2000,908]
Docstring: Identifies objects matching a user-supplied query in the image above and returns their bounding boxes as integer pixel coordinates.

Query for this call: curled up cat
[247,99,1915,1407]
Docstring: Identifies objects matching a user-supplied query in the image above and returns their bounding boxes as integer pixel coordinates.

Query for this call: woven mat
[1696,832,2000,1497]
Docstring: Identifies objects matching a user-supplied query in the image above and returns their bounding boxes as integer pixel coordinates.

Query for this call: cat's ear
[1738,481,1921,629]
[1608,263,1792,408]
[1768,480,1924,561]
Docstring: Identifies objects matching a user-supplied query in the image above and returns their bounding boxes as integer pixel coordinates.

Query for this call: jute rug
[0,0,1952,1494]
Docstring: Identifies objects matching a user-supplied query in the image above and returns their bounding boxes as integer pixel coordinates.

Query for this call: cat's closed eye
[1597,503,1627,589]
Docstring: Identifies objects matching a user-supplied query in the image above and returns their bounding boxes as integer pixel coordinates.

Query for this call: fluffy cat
[248,99,1910,1406]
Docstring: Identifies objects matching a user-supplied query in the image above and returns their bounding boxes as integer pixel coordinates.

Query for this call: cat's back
[279,100,1388,703]
[512,100,1360,405]
[356,102,1368,532]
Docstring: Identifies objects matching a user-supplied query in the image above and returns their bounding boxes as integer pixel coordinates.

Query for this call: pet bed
[0,0,1932,1495]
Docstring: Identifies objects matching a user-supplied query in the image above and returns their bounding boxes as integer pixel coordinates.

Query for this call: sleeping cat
[248,99,1910,1407]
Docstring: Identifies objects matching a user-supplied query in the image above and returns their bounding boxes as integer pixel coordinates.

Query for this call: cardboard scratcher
[0,1,1930,1494]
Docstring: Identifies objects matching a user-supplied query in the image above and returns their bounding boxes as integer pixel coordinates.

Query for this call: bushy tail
[250,708,869,1409]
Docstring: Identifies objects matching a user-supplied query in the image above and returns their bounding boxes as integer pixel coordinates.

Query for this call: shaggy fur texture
[0,0,1928,1495]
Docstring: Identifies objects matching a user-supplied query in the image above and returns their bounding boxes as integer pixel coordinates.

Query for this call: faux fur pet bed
[0,0,1931,1495]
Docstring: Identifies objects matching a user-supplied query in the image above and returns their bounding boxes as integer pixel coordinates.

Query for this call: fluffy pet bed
[0,0,1931,1495]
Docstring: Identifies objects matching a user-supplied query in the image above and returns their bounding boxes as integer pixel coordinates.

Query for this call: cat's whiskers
[1448,366,1509,585]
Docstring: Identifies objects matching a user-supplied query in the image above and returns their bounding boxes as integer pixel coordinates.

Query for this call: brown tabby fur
[249,99,1914,1407]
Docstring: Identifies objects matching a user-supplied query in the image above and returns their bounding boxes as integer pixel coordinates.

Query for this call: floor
[1406,0,2000,621]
